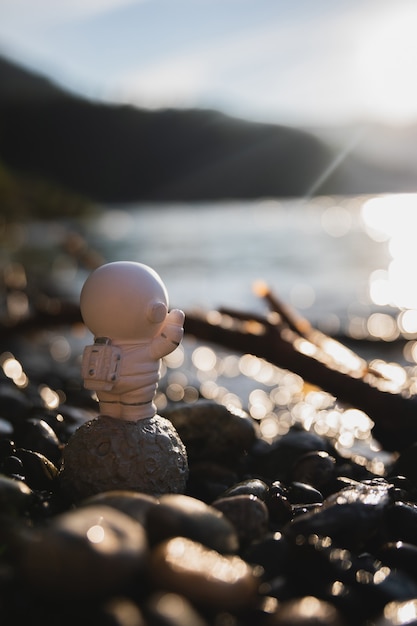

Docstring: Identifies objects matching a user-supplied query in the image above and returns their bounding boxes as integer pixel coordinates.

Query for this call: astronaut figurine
[59,261,189,501]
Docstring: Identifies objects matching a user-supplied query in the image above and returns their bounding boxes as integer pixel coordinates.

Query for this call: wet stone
[149,536,260,611]
[185,461,239,503]
[0,438,15,462]
[145,493,239,554]
[14,417,62,467]
[15,504,149,597]
[284,479,392,551]
[249,427,338,483]
[164,401,257,468]
[286,534,417,621]
[383,500,417,545]
[212,493,269,547]
[286,481,324,506]
[376,541,417,581]
[14,448,59,490]
[1,454,25,481]
[242,531,291,580]
[269,595,346,626]
[264,485,293,526]
[0,474,34,517]
[80,490,158,526]
[0,382,32,423]
[374,599,417,626]
[391,442,417,488]
[220,477,269,500]
[100,596,146,626]
[0,417,13,438]
[289,450,337,496]
[145,592,209,626]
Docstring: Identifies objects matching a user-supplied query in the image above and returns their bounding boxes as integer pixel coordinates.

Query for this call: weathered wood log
[184,294,417,452]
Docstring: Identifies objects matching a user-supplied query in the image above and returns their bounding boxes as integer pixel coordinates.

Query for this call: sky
[1,0,417,127]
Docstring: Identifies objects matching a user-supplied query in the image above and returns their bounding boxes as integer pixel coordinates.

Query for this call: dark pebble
[0,382,32,422]
[289,450,337,495]
[80,490,158,526]
[145,493,239,553]
[249,427,338,483]
[243,531,291,579]
[377,540,417,580]
[145,591,208,626]
[373,599,417,626]
[268,595,346,625]
[14,504,149,597]
[211,493,269,546]
[14,448,58,490]
[391,442,417,487]
[164,401,257,468]
[220,477,269,500]
[185,461,239,503]
[264,483,293,525]
[14,417,62,467]
[284,479,391,551]
[149,536,260,611]
[286,481,324,505]
[0,474,34,517]
[383,500,417,545]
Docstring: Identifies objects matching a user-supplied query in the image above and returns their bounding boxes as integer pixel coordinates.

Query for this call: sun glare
[361,194,417,310]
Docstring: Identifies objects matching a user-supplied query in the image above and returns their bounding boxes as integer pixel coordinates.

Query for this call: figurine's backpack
[81,337,121,391]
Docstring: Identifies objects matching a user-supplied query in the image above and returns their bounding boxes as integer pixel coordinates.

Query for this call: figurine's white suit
[80,261,184,420]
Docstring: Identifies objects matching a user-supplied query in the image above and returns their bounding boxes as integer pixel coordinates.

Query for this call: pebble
[267,595,346,625]
[145,493,239,553]
[13,448,58,490]
[242,531,291,579]
[289,450,337,495]
[383,500,417,545]
[249,426,338,483]
[145,591,209,626]
[80,490,158,526]
[220,477,269,500]
[0,474,33,517]
[374,599,417,626]
[14,417,62,467]
[284,478,392,551]
[211,493,269,546]
[14,504,149,597]
[286,481,324,505]
[149,536,260,611]
[164,401,257,468]
[264,483,293,525]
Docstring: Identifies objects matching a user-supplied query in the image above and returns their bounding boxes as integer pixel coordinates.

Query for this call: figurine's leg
[117,387,158,420]
[96,390,124,419]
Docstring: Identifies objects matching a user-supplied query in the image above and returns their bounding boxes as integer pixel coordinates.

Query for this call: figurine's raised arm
[151,308,185,359]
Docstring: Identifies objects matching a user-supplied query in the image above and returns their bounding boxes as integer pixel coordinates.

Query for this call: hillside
[0,55,415,205]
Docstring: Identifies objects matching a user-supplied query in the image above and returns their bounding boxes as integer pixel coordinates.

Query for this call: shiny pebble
[149,536,260,611]
[15,504,149,596]
[212,493,269,546]
[145,493,239,553]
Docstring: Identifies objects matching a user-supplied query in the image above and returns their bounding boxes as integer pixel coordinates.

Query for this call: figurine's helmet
[80,261,169,340]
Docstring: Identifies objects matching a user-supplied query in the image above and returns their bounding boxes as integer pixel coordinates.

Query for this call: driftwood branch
[184,287,417,452]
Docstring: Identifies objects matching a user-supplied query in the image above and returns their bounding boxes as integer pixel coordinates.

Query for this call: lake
[7,192,417,359]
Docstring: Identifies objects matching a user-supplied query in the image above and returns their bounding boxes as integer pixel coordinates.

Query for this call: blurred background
[1,0,417,365]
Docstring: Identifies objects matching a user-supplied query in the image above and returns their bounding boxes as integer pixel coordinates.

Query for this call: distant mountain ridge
[0,54,415,205]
